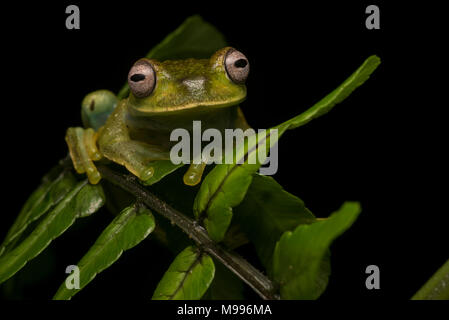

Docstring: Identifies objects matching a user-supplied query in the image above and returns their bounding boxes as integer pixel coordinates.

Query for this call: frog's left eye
[128,60,156,98]
[224,49,250,84]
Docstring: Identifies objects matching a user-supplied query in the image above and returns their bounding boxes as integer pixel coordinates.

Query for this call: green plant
[0,15,387,300]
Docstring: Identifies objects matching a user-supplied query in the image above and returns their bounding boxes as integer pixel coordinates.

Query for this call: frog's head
[126,47,249,114]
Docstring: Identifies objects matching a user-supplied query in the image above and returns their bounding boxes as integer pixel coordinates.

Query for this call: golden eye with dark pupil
[224,48,250,84]
[127,59,156,98]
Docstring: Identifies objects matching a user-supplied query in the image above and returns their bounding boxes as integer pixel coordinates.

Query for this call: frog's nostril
[234,59,247,68]
[130,74,146,82]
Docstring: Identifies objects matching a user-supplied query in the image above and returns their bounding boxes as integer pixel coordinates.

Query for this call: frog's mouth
[129,93,246,116]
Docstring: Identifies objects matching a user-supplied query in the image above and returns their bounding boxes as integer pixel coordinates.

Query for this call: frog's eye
[224,49,250,84]
[128,60,156,98]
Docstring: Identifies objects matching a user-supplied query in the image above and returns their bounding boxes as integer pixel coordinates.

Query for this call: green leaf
[0,181,105,284]
[272,202,361,299]
[194,56,380,243]
[194,128,272,242]
[117,15,227,99]
[0,168,77,256]
[233,174,315,272]
[193,156,256,242]
[53,203,155,300]
[412,258,449,300]
[152,246,215,300]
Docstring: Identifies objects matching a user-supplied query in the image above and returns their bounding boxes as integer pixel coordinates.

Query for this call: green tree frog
[66,47,250,186]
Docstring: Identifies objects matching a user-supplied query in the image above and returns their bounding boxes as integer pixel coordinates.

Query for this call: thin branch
[96,164,279,300]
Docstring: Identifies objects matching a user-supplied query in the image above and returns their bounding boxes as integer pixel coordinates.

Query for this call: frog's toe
[65,127,102,184]
[86,166,101,184]
[140,166,154,181]
[83,128,102,161]
[183,163,207,186]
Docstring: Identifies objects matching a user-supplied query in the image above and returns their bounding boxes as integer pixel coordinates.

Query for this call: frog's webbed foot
[100,140,170,182]
[65,127,102,184]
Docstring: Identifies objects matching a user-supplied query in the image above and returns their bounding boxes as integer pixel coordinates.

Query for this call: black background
[0,1,447,301]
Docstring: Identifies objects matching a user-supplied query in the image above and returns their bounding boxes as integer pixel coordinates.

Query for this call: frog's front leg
[97,101,170,181]
[100,140,170,180]
[65,127,102,184]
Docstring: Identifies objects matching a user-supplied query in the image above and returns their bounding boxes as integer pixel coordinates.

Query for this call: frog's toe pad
[141,167,154,181]
[183,163,207,186]
[86,168,101,184]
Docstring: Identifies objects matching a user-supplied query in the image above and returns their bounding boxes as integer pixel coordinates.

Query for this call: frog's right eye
[128,60,156,98]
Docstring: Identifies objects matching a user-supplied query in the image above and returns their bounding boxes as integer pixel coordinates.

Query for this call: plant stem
[96,164,279,300]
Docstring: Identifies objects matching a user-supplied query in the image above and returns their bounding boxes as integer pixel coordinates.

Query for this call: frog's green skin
[66,47,249,186]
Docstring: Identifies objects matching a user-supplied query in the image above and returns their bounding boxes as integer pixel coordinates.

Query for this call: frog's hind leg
[65,127,102,184]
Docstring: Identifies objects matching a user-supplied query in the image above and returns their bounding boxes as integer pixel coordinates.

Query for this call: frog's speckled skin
[66,47,249,186]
